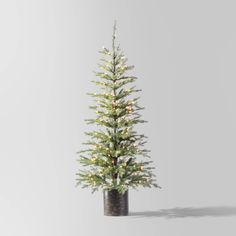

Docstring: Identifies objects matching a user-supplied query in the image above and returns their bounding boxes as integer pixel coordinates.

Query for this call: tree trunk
[103,189,129,216]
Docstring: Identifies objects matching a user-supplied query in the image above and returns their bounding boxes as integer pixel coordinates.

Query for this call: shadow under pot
[103,189,129,216]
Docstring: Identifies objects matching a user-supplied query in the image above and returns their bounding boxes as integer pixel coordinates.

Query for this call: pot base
[103,189,128,216]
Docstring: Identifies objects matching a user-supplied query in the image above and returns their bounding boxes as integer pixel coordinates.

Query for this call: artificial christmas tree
[76,22,160,216]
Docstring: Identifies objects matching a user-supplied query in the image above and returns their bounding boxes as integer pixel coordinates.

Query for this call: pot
[103,189,128,216]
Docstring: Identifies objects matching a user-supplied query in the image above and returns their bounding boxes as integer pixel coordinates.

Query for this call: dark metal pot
[103,189,129,216]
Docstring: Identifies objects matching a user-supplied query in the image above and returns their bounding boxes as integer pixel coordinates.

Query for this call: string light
[77,30,158,193]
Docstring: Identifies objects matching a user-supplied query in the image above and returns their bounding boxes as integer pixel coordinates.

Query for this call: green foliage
[76,22,160,194]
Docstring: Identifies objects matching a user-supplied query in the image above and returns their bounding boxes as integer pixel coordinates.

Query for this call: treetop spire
[112,20,117,52]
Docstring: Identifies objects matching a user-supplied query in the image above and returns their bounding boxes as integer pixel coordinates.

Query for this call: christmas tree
[76,22,160,196]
